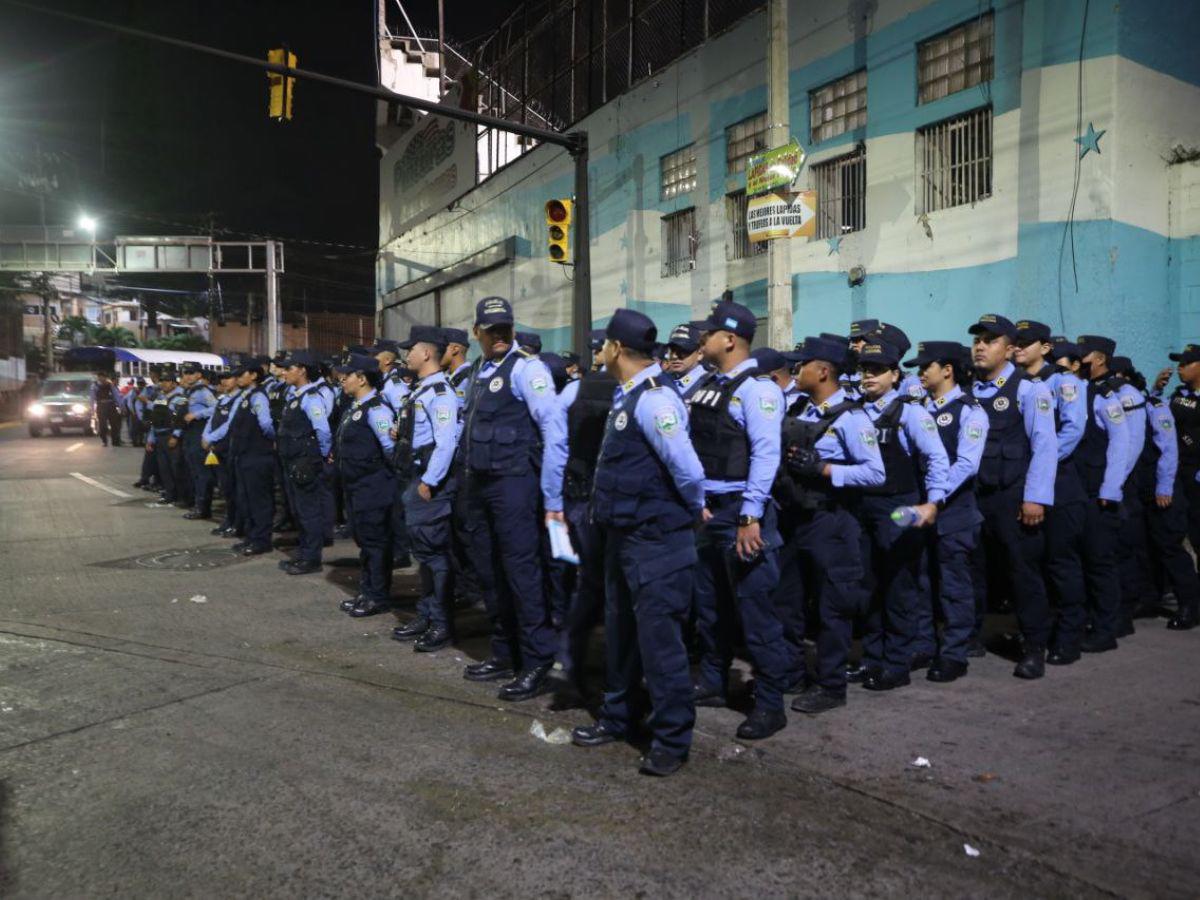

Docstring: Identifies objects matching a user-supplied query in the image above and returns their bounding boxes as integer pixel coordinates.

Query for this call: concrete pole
[265,240,279,357]
[766,0,792,350]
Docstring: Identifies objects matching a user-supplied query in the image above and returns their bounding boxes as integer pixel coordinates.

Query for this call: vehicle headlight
[28,403,46,417]
[70,403,88,415]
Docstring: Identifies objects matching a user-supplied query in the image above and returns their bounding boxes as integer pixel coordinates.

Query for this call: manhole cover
[93,546,248,571]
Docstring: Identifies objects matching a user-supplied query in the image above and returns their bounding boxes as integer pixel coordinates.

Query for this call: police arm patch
[1036,395,1052,413]
[920,415,936,432]
[654,406,681,436]
[1105,403,1125,423]
[529,375,549,395]
[758,396,778,417]
[860,427,877,447]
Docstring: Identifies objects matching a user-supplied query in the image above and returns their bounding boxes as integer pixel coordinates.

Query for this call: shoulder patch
[1059,381,1078,403]
[1159,416,1173,431]
[529,375,549,395]
[435,406,452,425]
[758,396,779,417]
[860,427,877,447]
[1105,403,1125,423]
[1036,395,1051,413]
[654,407,681,436]
[966,423,984,440]
[921,415,937,432]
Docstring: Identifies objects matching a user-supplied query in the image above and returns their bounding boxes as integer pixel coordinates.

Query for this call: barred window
[661,145,697,201]
[917,107,993,213]
[918,14,994,105]
[725,111,769,175]
[812,148,866,240]
[726,191,767,261]
[810,70,867,144]
[661,208,698,278]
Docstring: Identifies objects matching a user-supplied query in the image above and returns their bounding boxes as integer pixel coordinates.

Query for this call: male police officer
[969,314,1058,679]
[460,296,566,701]
[202,370,241,537]
[440,327,481,610]
[570,309,706,777]
[332,354,398,617]
[374,339,413,569]
[690,299,792,740]
[146,367,187,505]
[1163,344,1200,630]
[91,371,123,447]
[390,326,460,651]
[178,363,218,520]
[662,322,709,400]
[276,350,333,575]
[227,362,276,556]
[773,336,884,714]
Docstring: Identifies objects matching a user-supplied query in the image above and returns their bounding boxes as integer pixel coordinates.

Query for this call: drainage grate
[92,546,249,571]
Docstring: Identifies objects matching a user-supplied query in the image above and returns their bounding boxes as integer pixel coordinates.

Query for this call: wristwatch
[737,515,760,527]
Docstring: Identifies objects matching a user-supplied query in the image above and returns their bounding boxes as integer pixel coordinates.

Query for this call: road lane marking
[65,442,84,452]
[70,472,133,499]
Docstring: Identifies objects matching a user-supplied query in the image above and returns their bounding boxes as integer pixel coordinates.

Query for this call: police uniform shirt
[408,372,459,486]
[671,363,708,398]
[228,386,276,441]
[861,388,951,503]
[202,391,237,444]
[924,386,989,496]
[449,362,473,403]
[972,361,1058,505]
[316,381,335,416]
[186,381,218,424]
[381,369,410,412]
[1029,366,1088,459]
[1116,382,1148,479]
[899,372,926,403]
[290,382,333,457]
[782,383,805,411]
[1087,386,1132,502]
[612,363,706,512]
[558,377,580,411]
[473,346,568,512]
[1145,398,1179,496]
[342,388,396,456]
[796,388,885,487]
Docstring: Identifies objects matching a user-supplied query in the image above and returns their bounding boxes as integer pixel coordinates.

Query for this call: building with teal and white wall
[377,0,1200,375]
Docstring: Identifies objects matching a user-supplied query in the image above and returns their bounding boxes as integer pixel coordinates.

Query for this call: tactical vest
[394,378,450,483]
[687,370,755,481]
[265,379,288,426]
[277,388,321,461]
[673,367,712,403]
[208,394,235,454]
[976,371,1029,490]
[229,387,274,457]
[859,397,919,496]
[1170,388,1200,476]
[929,393,983,508]
[335,395,395,508]
[774,398,858,511]
[590,376,693,531]
[1073,378,1119,497]
[150,394,173,431]
[565,370,616,500]
[450,365,473,421]
[95,382,116,404]
[462,351,538,476]
[330,388,352,432]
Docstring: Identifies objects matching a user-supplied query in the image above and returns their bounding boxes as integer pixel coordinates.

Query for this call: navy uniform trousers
[1040,469,1089,655]
[346,492,393,603]
[214,451,239,533]
[234,449,275,551]
[447,462,483,605]
[466,471,556,671]
[152,431,181,502]
[391,481,413,564]
[598,522,696,758]
[560,494,607,685]
[914,507,979,665]
[1127,476,1200,616]
[694,493,790,712]
[283,460,330,565]
[182,424,215,515]
[404,478,455,630]
[771,505,865,695]
[858,492,926,677]
[140,440,160,486]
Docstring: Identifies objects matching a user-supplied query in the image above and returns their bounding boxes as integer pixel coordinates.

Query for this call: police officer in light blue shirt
[201,370,241,538]
[178,363,218,520]
[868,322,926,403]
[146,367,189,506]
[662,322,710,401]
[689,299,792,741]
[227,361,278,556]
[276,350,333,576]
[969,313,1058,679]
[570,309,706,777]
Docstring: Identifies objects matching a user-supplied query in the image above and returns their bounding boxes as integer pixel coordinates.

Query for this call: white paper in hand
[547,518,580,565]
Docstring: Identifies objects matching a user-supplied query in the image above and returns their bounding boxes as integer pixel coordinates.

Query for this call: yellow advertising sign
[746,139,806,196]
[748,190,817,242]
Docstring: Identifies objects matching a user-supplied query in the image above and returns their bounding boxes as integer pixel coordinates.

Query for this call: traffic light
[267,48,297,120]
[545,199,573,264]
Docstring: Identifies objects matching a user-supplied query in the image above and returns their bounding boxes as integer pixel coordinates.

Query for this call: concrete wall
[378,0,1200,375]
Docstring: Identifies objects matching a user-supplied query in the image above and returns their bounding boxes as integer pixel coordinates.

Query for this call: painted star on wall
[827,236,842,255]
[618,278,629,296]
[1075,122,1105,158]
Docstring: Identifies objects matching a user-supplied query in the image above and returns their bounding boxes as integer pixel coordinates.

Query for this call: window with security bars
[726,190,767,260]
[661,145,697,201]
[917,107,993,213]
[918,14,994,105]
[810,70,867,144]
[812,149,867,239]
[661,208,698,277]
[725,111,769,175]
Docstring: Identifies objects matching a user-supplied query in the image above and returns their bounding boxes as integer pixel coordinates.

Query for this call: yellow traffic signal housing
[545,199,573,264]
[267,48,297,120]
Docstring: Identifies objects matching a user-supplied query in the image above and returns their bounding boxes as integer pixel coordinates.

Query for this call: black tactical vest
[277,388,321,461]
[1074,378,1119,497]
[859,397,918,496]
[688,370,755,481]
[976,370,1029,490]
[394,378,450,482]
[565,370,617,499]
[1169,388,1200,475]
[930,393,980,507]
[774,398,859,511]
[229,387,274,457]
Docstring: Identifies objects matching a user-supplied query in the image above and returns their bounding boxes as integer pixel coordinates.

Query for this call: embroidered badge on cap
[724,317,738,329]
[936,412,953,427]
[654,408,680,435]
[614,411,629,431]
[488,377,504,393]
[993,397,1010,412]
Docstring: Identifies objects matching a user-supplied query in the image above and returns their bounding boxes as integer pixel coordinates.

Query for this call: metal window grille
[812,148,867,239]
[661,208,698,277]
[661,145,697,200]
[917,107,993,213]
[809,70,867,144]
[918,13,994,105]
[725,111,769,175]
[726,190,766,260]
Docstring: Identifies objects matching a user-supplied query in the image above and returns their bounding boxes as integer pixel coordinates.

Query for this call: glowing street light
[77,214,97,234]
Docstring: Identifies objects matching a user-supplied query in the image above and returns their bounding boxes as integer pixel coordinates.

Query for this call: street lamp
[77,214,97,234]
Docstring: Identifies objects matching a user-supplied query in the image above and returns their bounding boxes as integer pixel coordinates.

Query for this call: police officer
[202,370,241,537]
[570,309,706,777]
[690,299,791,740]
[517,331,542,354]
[374,339,413,569]
[905,341,988,681]
[389,326,460,651]
[1164,344,1200,630]
[332,354,397,617]
[853,340,949,691]
[661,322,709,400]
[1109,355,1152,634]
[133,377,161,490]
[227,362,276,556]
[866,323,925,402]
[773,336,884,714]
[177,363,218,520]
[441,328,474,399]
[969,314,1058,679]
[263,354,295,534]
[276,350,332,576]
[751,348,795,404]
[146,367,187,505]
[91,371,123,446]
[439,327,481,610]
[588,329,606,371]
[845,319,878,398]
[460,296,566,701]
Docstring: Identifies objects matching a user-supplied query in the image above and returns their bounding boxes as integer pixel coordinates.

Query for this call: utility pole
[765,0,792,350]
[265,240,279,357]
[571,135,591,361]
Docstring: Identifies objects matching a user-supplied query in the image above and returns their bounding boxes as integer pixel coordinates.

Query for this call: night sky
[0,1,522,317]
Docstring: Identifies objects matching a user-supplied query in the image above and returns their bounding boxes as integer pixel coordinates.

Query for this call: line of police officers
[131,296,1200,778]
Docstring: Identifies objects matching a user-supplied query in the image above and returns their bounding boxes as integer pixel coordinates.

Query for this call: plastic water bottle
[890,506,920,528]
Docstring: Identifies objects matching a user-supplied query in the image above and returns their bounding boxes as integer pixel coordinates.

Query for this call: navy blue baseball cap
[371,339,400,355]
[857,340,902,368]
[179,362,203,375]
[475,296,514,327]
[1169,344,1200,364]
[1052,339,1082,361]
[397,325,447,351]
[667,322,702,353]
[700,299,757,341]
[158,366,180,381]
[333,353,382,375]
[849,319,880,339]
[280,349,320,368]
[440,327,469,348]
[560,351,581,367]
[751,347,787,373]
[588,329,606,352]
[517,331,542,353]
[1014,319,1052,344]
[1110,356,1133,375]
[904,340,967,368]
[795,336,847,367]
[605,308,657,353]
[872,323,911,357]
[1077,334,1117,357]
[968,314,1018,339]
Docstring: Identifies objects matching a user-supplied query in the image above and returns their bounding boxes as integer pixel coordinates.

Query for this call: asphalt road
[1,423,1198,898]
